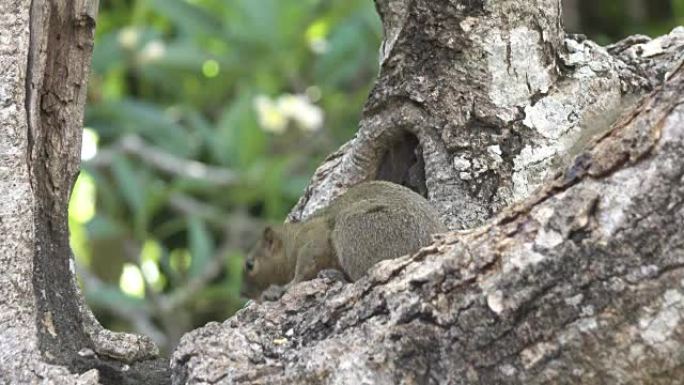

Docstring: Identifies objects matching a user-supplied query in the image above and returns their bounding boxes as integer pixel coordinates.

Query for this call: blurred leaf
[111,156,147,235]
[85,283,147,311]
[81,166,121,216]
[69,218,91,266]
[69,172,97,224]
[91,32,126,73]
[120,263,146,298]
[88,99,193,156]
[87,215,126,240]
[139,42,210,72]
[315,18,371,87]
[226,251,245,294]
[214,92,267,167]
[150,0,223,37]
[111,156,144,214]
[188,217,214,278]
[283,175,310,198]
[228,0,279,46]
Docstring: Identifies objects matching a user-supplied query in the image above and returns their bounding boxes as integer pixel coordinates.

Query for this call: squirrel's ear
[263,226,274,242]
[263,226,280,250]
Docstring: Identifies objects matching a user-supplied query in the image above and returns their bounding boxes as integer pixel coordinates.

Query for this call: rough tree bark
[1,0,683,385]
[1,0,167,383]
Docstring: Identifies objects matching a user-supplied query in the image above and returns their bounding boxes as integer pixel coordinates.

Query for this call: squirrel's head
[241,225,288,300]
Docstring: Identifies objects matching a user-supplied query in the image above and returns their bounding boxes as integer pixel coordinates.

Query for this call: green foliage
[75,0,381,353]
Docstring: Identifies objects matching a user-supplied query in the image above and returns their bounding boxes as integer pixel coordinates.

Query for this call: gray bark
[1,0,683,384]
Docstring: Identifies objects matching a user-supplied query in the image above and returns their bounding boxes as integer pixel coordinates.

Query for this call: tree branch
[89,134,239,186]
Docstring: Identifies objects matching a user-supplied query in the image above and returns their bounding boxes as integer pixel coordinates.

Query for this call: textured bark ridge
[172,62,684,384]
[0,0,168,383]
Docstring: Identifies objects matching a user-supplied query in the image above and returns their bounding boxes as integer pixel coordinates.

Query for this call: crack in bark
[24,0,38,190]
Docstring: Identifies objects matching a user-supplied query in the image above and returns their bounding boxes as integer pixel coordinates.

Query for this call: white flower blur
[309,38,329,54]
[118,27,139,49]
[277,94,324,132]
[253,93,324,134]
[81,128,98,161]
[253,95,287,134]
[139,40,166,63]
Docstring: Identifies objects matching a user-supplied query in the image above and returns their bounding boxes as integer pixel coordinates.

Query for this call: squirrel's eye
[245,259,255,272]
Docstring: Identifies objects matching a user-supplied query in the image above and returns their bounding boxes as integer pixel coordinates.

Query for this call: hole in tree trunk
[375,132,427,197]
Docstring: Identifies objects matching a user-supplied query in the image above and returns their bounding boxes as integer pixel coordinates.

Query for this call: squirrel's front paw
[260,284,286,302]
[317,268,349,283]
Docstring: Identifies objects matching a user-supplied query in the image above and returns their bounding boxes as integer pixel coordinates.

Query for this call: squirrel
[241,180,447,301]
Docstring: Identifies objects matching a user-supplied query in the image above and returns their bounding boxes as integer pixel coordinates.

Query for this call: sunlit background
[70,0,684,354]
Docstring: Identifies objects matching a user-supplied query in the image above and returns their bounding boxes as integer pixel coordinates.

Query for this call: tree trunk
[1,0,683,384]
[0,0,167,383]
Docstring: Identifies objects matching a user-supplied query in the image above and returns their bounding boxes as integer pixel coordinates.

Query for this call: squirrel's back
[325,181,446,280]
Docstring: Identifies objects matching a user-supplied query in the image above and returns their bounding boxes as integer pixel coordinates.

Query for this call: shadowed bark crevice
[376,131,427,197]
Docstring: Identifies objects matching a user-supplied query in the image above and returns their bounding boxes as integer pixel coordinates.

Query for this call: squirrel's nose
[245,259,254,271]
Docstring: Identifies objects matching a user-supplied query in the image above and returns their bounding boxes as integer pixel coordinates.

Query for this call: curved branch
[89,134,239,186]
